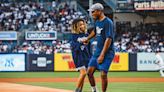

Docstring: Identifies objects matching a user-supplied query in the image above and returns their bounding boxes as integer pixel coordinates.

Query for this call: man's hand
[97,54,104,64]
[82,30,95,45]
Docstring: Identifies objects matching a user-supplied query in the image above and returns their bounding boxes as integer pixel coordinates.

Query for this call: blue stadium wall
[0,53,163,72]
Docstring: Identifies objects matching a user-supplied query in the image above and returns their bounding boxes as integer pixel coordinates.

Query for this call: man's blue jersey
[70,33,92,68]
[93,17,115,58]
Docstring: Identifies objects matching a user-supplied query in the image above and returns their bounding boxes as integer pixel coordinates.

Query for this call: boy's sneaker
[74,88,81,92]
[92,90,98,92]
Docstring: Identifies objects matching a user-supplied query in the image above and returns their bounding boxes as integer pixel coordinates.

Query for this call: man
[83,3,115,92]
[155,52,164,77]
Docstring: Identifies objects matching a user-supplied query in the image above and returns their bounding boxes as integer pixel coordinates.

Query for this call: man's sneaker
[91,88,99,92]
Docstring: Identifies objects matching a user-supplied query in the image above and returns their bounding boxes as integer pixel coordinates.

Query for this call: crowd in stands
[0,1,163,54]
[0,1,87,54]
[0,1,88,32]
[11,40,71,54]
[115,22,164,53]
[0,22,163,54]
[0,23,163,53]
[0,41,17,53]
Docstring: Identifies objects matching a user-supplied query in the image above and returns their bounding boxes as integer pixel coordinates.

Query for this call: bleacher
[0,0,163,54]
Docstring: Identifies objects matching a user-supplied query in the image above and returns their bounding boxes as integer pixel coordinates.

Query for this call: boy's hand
[81,37,89,45]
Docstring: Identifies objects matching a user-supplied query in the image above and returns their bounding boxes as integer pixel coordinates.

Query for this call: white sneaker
[91,87,99,92]
[161,75,164,77]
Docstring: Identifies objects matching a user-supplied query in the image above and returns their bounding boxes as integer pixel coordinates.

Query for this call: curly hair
[71,18,87,34]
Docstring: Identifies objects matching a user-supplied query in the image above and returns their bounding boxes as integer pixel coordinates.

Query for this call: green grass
[18,82,164,92]
[0,72,163,92]
[0,72,161,78]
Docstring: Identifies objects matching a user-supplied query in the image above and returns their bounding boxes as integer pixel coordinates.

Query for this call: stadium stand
[115,23,164,52]
[0,0,163,54]
[0,1,88,32]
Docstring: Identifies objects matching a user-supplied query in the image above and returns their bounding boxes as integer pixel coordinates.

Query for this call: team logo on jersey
[96,27,103,35]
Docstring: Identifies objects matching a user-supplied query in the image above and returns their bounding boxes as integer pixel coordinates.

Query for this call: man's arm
[82,30,96,44]
[98,38,112,64]
[87,30,96,41]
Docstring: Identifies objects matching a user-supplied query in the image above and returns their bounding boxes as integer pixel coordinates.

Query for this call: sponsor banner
[26,31,57,40]
[137,53,164,71]
[129,53,137,71]
[54,53,76,71]
[27,54,54,71]
[134,1,164,10]
[55,53,129,71]
[0,32,17,40]
[0,54,25,71]
[109,53,129,71]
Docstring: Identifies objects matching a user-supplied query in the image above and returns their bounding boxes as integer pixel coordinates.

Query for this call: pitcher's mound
[0,82,73,92]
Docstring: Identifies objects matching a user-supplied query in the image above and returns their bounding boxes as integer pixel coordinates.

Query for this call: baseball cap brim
[88,8,94,12]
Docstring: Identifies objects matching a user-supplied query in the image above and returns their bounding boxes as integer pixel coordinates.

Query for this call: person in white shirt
[155,52,164,77]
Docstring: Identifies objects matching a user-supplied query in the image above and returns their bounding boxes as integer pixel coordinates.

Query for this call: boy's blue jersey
[70,33,92,68]
[94,17,115,58]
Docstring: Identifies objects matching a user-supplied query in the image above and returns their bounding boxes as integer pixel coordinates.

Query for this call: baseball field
[0,72,164,92]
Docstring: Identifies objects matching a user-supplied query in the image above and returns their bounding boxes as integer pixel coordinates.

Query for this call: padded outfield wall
[1,53,163,72]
